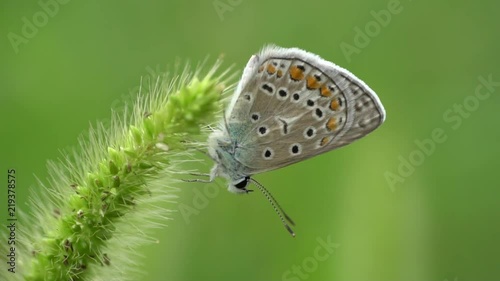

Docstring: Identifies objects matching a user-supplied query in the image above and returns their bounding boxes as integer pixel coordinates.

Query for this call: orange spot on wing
[320,136,330,146]
[267,64,276,75]
[306,75,321,90]
[289,65,304,81]
[320,85,332,97]
[330,99,340,111]
[326,118,337,131]
[277,69,283,78]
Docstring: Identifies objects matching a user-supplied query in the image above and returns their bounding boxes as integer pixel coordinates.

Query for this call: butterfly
[192,45,385,236]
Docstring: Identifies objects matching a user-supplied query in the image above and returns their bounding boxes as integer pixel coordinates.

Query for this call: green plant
[3,61,233,281]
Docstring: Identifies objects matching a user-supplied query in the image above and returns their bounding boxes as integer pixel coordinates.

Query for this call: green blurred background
[1,0,499,280]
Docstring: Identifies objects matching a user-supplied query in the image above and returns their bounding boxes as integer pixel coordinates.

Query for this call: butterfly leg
[188,172,210,177]
[182,165,219,183]
[182,172,213,183]
[182,178,212,183]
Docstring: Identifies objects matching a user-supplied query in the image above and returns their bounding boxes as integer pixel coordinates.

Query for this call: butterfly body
[208,45,386,194]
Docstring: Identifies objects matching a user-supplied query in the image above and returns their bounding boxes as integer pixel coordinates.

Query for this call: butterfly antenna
[250,178,295,225]
[258,183,295,226]
[250,178,296,237]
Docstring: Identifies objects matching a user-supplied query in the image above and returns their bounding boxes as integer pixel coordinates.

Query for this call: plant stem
[18,64,229,281]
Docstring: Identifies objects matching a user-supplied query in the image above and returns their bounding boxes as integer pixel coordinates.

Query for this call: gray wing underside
[225,45,386,176]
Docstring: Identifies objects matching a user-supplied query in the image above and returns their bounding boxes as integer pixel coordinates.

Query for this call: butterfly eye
[234,176,250,190]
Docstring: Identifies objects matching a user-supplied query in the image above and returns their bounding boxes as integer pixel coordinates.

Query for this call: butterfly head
[208,129,251,194]
[227,176,252,194]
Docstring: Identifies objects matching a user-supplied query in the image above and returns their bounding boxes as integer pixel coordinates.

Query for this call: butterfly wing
[225,45,386,176]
